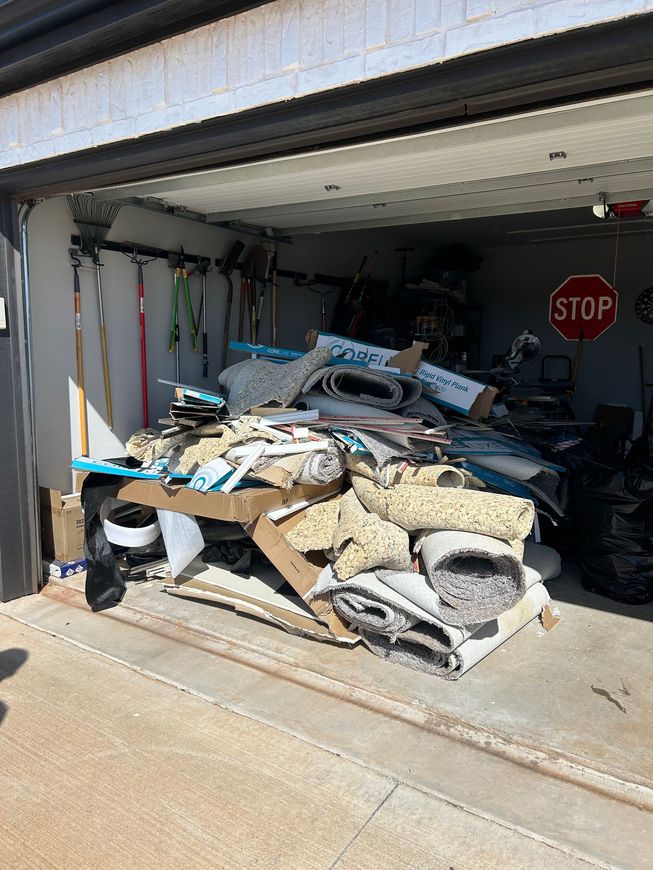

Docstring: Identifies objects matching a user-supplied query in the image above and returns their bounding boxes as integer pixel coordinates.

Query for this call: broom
[68,193,122,430]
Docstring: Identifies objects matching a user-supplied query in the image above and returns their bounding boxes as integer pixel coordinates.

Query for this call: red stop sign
[549,274,618,341]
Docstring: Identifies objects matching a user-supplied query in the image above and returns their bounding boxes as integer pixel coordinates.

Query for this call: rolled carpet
[352,479,534,541]
[218,347,332,415]
[377,542,560,651]
[400,396,447,429]
[302,365,422,409]
[346,454,465,488]
[295,442,345,485]
[418,530,526,625]
[308,564,439,638]
[360,582,549,678]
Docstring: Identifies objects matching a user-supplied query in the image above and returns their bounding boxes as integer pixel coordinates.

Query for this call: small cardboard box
[42,557,87,579]
[40,487,85,561]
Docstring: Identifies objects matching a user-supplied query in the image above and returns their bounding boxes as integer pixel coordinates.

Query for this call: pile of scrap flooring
[125,345,562,679]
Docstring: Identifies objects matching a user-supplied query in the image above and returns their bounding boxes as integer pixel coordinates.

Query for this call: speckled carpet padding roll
[351,478,534,540]
[285,499,341,552]
[302,366,422,409]
[218,347,332,415]
[360,582,549,678]
[417,530,526,625]
[332,490,412,580]
[308,565,439,637]
[346,454,465,488]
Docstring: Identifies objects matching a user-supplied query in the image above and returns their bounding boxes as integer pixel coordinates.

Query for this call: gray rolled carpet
[295,442,345,485]
[308,564,438,639]
[400,396,447,429]
[302,365,422,409]
[377,542,561,650]
[418,530,527,625]
[218,347,332,415]
[360,582,549,679]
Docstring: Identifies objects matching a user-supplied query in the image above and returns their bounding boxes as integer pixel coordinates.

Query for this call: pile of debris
[97,337,563,678]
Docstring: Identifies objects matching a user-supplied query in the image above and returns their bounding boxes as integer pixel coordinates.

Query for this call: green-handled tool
[169,248,198,379]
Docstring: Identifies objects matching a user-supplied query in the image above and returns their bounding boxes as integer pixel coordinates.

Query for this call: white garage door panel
[96,89,653,230]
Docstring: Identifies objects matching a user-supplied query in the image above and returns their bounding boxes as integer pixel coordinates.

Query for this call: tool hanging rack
[70,235,210,267]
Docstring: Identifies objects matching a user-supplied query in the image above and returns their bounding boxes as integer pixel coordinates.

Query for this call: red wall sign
[549,274,618,341]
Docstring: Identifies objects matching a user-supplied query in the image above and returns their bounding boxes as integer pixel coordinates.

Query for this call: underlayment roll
[332,490,412,580]
[377,542,560,651]
[361,582,550,679]
[346,454,465,489]
[309,564,438,637]
[418,530,526,625]
[352,478,534,540]
[302,365,422,409]
[285,499,341,552]
[218,347,332,415]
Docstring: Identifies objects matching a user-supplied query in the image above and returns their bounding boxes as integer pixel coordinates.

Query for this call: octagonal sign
[549,274,618,341]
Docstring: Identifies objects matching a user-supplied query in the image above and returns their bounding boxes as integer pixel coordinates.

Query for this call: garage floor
[2,565,652,868]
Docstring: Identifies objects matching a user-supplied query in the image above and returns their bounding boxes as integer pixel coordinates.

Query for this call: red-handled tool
[124,246,156,427]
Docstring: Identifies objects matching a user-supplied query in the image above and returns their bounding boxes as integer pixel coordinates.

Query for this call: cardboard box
[74,474,343,523]
[42,557,87,579]
[306,330,425,374]
[40,487,85,561]
[415,361,498,419]
[244,505,357,643]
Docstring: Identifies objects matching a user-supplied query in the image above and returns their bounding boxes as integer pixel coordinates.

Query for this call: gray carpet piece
[360,629,451,676]
[295,442,345,485]
[218,347,332,415]
[348,429,414,463]
[418,530,526,625]
[400,397,447,429]
[302,365,422,409]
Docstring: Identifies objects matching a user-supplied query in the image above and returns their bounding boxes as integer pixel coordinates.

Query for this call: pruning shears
[169,247,198,355]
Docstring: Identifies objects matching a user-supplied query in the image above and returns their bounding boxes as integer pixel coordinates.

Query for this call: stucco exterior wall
[0,0,649,169]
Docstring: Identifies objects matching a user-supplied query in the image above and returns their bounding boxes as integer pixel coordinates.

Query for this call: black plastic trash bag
[571,436,653,604]
[81,473,127,610]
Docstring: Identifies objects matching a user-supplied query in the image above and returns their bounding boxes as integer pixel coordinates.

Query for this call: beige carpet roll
[346,454,465,488]
[285,499,341,552]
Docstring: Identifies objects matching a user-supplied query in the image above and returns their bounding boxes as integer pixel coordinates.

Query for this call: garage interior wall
[28,196,650,493]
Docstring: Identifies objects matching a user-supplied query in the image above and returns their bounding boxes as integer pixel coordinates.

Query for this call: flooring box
[40,487,85,561]
[75,473,342,523]
[415,362,498,419]
[244,503,358,644]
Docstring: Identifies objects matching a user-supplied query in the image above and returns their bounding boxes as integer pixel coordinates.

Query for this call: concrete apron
[2,568,652,869]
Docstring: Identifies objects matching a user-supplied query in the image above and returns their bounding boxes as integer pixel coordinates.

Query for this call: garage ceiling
[96,88,653,236]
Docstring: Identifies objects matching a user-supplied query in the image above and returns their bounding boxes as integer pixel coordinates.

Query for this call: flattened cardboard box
[75,473,342,523]
[40,487,85,561]
[245,502,358,643]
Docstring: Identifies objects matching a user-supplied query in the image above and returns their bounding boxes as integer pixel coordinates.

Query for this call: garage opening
[24,88,653,682]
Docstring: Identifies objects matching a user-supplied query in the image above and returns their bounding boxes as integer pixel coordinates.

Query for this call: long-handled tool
[347,250,380,337]
[67,193,122,430]
[169,247,198,380]
[193,257,212,379]
[123,247,156,426]
[220,240,245,372]
[70,250,88,455]
[271,255,279,347]
[257,239,277,339]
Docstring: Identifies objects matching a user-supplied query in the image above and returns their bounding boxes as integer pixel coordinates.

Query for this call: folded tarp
[302,365,422,409]
[350,476,534,540]
[218,347,332,415]
[361,582,550,679]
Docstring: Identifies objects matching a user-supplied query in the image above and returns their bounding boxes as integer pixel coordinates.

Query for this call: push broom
[68,193,122,430]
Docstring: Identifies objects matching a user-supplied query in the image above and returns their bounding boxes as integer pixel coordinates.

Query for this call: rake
[68,193,122,430]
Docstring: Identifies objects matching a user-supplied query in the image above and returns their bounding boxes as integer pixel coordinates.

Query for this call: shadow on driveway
[0,648,29,725]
